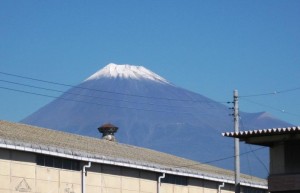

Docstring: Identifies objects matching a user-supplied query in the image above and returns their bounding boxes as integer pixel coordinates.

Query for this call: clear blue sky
[0,0,299,126]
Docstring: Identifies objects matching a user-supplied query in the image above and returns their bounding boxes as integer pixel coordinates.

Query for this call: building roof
[222,126,300,146]
[0,120,267,189]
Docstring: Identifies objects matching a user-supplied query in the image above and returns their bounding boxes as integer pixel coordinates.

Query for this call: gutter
[157,173,165,193]
[218,182,225,193]
[82,162,91,193]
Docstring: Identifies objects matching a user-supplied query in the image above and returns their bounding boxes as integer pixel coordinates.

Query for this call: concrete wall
[269,141,300,192]
[270,141,300,175]
[0,148,263,193]
[284,141,300,174]
[270,142,285,175]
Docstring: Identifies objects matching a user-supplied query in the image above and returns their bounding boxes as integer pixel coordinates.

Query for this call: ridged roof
[222,126,300,138]
[0,120,267,188]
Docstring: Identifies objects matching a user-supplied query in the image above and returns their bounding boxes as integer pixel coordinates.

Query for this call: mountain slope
[22,63,292,178]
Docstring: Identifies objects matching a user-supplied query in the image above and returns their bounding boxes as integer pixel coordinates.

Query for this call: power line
[0,71,228,104]
[245,146,253,183]
[240,98,299,117]
[0,79,232,113]
[0,86,229,114]
[172,146,266,169]
[0,71,275,175]
[240,119,269,175]
[0,86,194,114]
[240,86,300,98]
[0,79,199,109]
[204,146,266,164]
[249,145,269,174]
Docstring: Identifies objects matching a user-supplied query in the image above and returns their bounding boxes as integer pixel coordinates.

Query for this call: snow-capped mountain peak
[85,63,169,84]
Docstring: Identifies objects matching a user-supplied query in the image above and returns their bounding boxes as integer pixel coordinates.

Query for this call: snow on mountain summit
[85,63,169,84]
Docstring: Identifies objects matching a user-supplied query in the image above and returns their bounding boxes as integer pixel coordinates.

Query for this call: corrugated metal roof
[222,126,300,138]
[0,120,267,188]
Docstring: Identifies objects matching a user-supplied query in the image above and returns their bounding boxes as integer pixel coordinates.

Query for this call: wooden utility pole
[234,90,240,193]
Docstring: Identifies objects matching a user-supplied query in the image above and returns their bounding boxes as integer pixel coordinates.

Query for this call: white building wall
[0,148,264,193]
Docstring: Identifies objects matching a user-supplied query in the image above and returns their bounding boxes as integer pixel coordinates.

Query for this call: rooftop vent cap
[98,123,118,142]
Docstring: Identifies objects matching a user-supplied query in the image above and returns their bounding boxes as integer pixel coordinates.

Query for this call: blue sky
[0,0,299,126]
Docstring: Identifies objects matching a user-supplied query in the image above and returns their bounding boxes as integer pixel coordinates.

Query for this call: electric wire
[0,79,233,113]
[0,79,199,109]
[0,73,246,175]
[0,71,229,104]
[249,145,269,175]
[172,146,266,169]
[0,81,252,174]
[11,82,266,176]
[238,86,300,120]
[240,118,269,175]
[170,101,270,175]
[0,86,195,114]
[240,86,300,98]
[203,146,266,164]
[240,98,299,117]
[0,86,229,114]
[0,71,274,176]
[245,145,254,184]
[0,71,295,181]
[0,78,238,171]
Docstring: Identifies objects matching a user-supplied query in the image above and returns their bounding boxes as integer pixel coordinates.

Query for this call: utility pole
[233,90,240,193]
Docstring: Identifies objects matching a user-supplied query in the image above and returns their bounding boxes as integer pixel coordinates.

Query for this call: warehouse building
[0,120,267,193]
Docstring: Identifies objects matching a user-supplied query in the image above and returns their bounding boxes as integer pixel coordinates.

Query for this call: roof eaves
[222,126,300,138]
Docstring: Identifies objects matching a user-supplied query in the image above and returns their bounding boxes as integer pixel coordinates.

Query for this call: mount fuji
[22,63,292,178]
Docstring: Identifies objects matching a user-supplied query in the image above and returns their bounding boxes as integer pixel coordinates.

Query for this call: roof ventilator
[98,123,118,142]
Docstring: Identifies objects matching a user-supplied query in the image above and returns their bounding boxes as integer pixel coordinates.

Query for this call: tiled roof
[0,120,267,188]
[222,126,300,138]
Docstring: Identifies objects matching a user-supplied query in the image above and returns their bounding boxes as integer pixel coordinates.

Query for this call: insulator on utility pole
[233,89,240,193]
